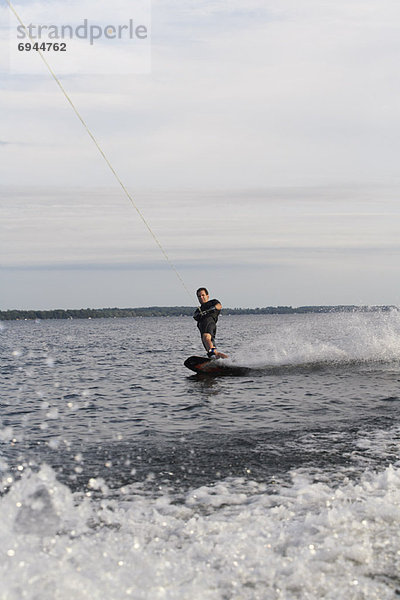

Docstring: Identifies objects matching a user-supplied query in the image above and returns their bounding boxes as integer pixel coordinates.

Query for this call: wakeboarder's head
[196,287,209,305]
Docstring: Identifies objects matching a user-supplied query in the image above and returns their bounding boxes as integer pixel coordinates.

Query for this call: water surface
[2,311,400,598]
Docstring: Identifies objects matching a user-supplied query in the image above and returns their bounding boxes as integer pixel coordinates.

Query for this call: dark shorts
[197,317,217,342]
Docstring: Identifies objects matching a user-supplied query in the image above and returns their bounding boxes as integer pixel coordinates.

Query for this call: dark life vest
[193,299,220,323]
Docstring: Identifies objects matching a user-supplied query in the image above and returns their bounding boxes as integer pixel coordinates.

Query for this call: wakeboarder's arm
[202,302,222,316]
[194,301,222,320]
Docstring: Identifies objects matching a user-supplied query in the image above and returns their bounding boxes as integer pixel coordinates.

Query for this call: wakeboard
[184,356,250,376]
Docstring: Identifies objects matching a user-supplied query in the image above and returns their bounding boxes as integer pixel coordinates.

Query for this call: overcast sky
[1,0,400,309]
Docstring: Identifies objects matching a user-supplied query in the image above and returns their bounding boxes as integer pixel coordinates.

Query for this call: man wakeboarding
[193,287,228,359]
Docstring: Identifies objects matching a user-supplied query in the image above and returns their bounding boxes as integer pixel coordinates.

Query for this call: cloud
[1,186,399,270]
[2,2,400,308]
[2,0,400,188]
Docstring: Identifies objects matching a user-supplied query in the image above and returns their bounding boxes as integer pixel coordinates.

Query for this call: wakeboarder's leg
[201,333,228,359]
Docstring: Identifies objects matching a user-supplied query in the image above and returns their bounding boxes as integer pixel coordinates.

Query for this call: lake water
[2,311,400,599]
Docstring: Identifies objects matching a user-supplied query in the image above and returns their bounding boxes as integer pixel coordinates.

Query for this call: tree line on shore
[0,305,396,321]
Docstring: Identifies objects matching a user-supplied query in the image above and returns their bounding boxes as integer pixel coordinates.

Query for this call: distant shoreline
[0,305,397,321]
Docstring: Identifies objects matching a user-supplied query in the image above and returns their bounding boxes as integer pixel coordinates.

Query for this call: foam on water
[2,455,400,599]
